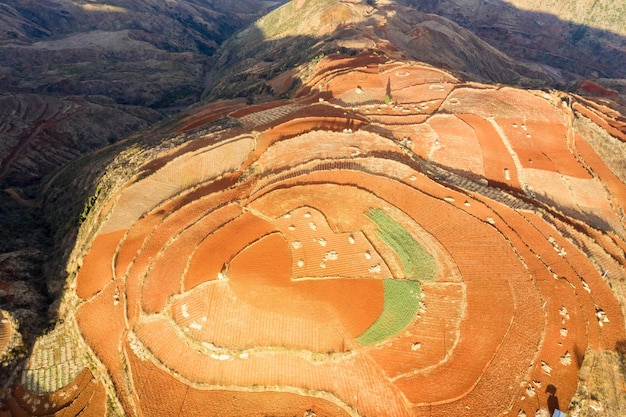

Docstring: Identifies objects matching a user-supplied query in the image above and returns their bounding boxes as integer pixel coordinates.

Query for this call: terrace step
[19,322,87,395]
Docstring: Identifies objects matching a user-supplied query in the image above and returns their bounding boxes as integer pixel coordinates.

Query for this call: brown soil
[173,99,247,133]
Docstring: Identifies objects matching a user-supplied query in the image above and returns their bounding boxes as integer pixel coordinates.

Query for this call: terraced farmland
[2,52,625,417]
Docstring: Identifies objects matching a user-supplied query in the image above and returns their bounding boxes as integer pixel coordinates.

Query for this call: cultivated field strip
[126,341,356,417]
[120,192,245,319]
[466,193,600,415]
[367,282,465,378]
[141,204,244,314]
[573,132,626,220]
[523,121,590,178]
[572,100,626,144]
[183,211,277,291]
[522,212,626,346]
[458,113,521,188]
[167,282,349,352]
[99,136,254,235]
[237,103,306,128]
[8,368,106,417]
[133,321,414,417]
[112,175,244,280]
[75,230,126,301]
[274,206,392,279]
[18,324,88,396]
[428,114,486,178]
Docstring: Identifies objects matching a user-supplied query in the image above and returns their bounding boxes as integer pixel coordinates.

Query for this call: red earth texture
[3,51,626,417]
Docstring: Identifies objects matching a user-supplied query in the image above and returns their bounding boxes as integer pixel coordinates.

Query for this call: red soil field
[24,52,626,417]
[577,80,620,100]
[443,88,566,130]
[148,136,255,189]
[465,194,605,415]
[523,121,591,178]
[573,101,626,143]
[302,53,387,89]
[74,281,135,415]
[75,230,126,300]
[255,129,401,175]
[121,189,245,320]
[183,210,276,292]
[126,347,353,417]
[365,282,465,378]
[271,206,392,279]
[497,118,559,172]
[6,371,107,417]
[564,175,619,229]
[98,137,254,235]
[428,114,486,177]
[108,175,242,276]
[9,368,96,416]
[167,282,354,352]
[457,113,521,188]
[258,114,365,148]
[574,133,626,209]
[133,319,414,417]
[163,229,383,350]
[141,203,244,314]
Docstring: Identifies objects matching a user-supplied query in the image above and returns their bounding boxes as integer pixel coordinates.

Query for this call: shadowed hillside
[403,0,626,82]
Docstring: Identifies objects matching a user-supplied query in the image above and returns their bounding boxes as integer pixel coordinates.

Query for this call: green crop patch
[357,209,436,345]
[365,208,436,281]
[356,279,421,345]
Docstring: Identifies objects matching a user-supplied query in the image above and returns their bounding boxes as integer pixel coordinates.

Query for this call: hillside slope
[0,0,286,359]
[0,0,287,189]
[1,1,625,416]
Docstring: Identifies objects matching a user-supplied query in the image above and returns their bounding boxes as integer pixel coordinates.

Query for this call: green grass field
[355,279,421,345]
[356,209,436,345]
[365,208,436,281]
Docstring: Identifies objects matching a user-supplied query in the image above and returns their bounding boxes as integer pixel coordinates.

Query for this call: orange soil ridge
[7,52,626,417]
[4,368,106,417]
